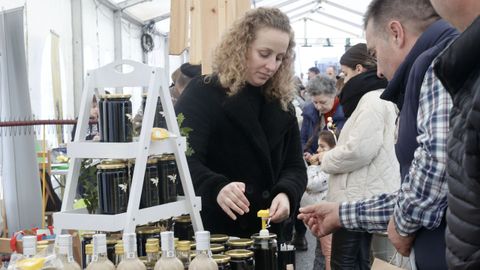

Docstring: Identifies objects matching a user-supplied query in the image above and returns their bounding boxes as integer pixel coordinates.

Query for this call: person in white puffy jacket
[320,43,401,269]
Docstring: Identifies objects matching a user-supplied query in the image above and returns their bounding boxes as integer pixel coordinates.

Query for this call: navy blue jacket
[380,19,458,179]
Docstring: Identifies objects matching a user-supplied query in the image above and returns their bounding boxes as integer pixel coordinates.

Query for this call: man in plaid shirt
[298,0,458,269]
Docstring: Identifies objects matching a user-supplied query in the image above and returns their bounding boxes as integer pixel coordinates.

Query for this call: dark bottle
[130,157,161,208]
[212,254,231,270]
[96,161,129,214]
[225,249,254,270]
[173,215,194,241]
[99,94,133,142]
[252,232,277,270]
[141,93,167,129]
[158,154,179,202]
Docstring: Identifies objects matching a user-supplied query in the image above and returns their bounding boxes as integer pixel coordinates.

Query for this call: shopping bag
[371,258,406,270]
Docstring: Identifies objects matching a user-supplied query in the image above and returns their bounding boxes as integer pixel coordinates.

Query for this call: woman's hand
[217,182,250,220]
[269,193,290,223]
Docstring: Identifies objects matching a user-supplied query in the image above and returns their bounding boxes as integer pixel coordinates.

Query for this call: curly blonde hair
[212,7,296,111]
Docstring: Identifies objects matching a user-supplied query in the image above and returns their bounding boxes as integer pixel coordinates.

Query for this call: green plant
[177,113,194,156]
[79,159,98,214]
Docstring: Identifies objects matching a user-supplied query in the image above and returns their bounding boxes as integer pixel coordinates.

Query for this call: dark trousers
[331,228,372,270]
[294,214,307,235]
[413,218,447,270]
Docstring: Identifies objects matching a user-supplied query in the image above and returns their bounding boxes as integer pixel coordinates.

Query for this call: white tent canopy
[0,0,369,121]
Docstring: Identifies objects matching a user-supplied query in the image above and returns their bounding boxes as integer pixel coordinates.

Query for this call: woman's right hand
[217,182,251,220]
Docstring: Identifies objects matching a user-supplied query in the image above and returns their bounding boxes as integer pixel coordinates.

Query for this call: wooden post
[189,0,202,64]
[200,0,220,74]
[169,0,189,55]
[173,0,251,72]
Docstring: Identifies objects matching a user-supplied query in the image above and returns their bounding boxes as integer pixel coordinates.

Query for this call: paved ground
[295,229,317,270]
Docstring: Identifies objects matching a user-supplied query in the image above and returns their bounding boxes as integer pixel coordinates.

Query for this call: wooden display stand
[53,60,203,234]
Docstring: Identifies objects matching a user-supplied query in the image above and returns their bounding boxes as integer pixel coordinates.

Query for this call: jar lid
[37,244,48,252]
[37,240,49,246]
[106,238,118,245]
[251,232,277,240]
[174,215,191,223]
[177,240,191,251]
[190,242,196,250]
[210,234,229,243]
[103,93,132,99]
[136,226,159,234]
[227,238,253,247]
[97,162,127,169]
[146,243,159,253]
[210,244,225,253]
[212,254,231,264]
[146,238,159,245]
[85,244,93,255]
[82,231,96,239]
[225,249,254,259]
[158,154,175,161]
[130,157,157,165]
[115,243,124,254]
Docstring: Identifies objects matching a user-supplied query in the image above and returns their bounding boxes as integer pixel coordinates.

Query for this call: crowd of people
[170,0,479,269]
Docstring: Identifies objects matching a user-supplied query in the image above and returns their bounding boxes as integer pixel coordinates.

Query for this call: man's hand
[217,182,250,220]
[298,202,341,237]
[269,193,290,223]
[387,216,415,256]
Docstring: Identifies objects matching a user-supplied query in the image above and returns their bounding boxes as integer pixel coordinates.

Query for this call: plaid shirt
[339,63,452,234]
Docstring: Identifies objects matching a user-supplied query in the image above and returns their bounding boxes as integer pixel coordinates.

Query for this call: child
[301,130,336,270]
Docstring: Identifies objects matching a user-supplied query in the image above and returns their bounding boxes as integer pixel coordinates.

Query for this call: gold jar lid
[97,161,127,170]
[82,231,96,239]
[158,154,175,161]
[146,238,159,246]
[177,240,191,251]
[174,215,191,223]
[85,244,93,255]
[212,254,231,264]
[37,244,48,252]
[251,232,277,240]
[225,249,254,259]
[37,240,49,246]
[107,238,117,245]
[130,157,158,165]
[210,244,225,254]
[103,93,132,99]
[115,243,124,254]
[210,234,229,243]
[190,243,196,250]
[136,226,159,234]
[227,238,253,248]
[146,243,159,253]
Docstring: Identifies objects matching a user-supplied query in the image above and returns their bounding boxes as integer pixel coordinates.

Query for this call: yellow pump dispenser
[257,209,270,237]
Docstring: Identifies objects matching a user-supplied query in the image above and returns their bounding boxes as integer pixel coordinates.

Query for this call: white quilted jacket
[322,90,400,202]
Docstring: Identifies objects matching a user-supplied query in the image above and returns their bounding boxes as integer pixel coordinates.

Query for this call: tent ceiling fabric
[109,0,368,39]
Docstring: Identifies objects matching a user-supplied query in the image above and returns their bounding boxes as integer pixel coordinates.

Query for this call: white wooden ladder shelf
[53,60,203,233]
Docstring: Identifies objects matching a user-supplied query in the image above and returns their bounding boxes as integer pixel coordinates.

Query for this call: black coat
[435,17,480,270]
[175,75,307,238]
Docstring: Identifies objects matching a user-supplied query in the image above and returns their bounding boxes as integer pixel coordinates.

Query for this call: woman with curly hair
[175,7,307,238]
